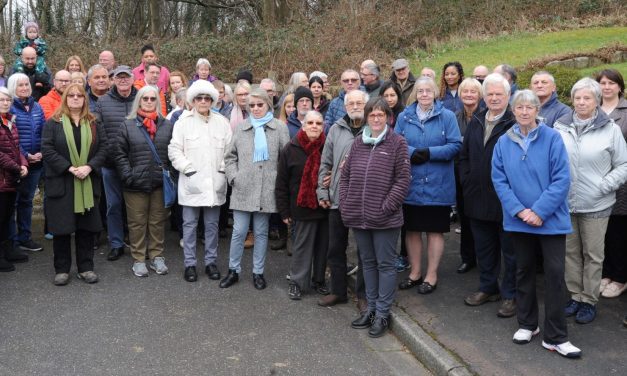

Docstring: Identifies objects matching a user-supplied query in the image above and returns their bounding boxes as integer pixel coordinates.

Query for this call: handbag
[138,123,177,208]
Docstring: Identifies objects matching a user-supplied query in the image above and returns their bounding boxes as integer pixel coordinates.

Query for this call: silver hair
[414,76,440,98]
[458,77,483,96]
[288,72,307,91]
[260,78,276,91]
[304,110,323,122]
[531,71,556,84]
[341,69,360,80]
[309,71,327,80]
[127,85,162,119]
[234,81,251,95]
[196,58,211,69]
[0,86,11,100]
[482,73,511,98]
[498,64,517,83]
[571,77,602,104]
[247,87,273,111]
[511,89,540,109]
[175,88,187,103]
[87,64,108,80]
[364,63,380,78]
[7,73,31,98]
[344,90,369,105]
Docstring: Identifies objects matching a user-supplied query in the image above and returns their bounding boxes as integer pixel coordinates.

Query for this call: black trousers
[602,214,627,284]
[53,229,96,274]
[511,232,568,344]
[327,209,365,299]
[0,192,17,243]
[455,164,475,264]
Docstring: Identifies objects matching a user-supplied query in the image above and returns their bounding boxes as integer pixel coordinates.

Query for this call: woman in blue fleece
[492,89,581,358]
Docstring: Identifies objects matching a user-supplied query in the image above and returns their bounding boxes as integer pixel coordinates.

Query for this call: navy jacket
[538,92,571,128]
[11,97,45,162]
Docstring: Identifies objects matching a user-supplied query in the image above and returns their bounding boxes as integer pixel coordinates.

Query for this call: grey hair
[288,72,307,91]
[531,71,555,84]
[511,89,540,109]
[196,58,211,69]
[7,73,31,98]
[571,77,602,104]
[234,81,251,95]
[482,73,511,98]
[341,69,360,80]
[247,87,273,111]
[0,86,11,100]
[499,64,517,83]
[414,76,440,98]
[87,64,108,80]
[344,90,369,105]
[175,88,188,104]
[260,78,276,90]
[364,63,380,78]
[127,85,162,119]
[304,110,323,123]
[309,71,327,80]
[458,78,483,96]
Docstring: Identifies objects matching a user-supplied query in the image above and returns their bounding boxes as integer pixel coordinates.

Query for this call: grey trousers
[182,206,220,267]
[353,227,400,317]
[290,218,329,291]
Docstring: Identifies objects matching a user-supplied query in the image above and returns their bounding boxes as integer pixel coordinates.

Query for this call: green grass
[413,26,627,72]
[579,62,627,78]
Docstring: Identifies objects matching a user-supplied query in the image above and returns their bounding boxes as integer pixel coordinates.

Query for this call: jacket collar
[554,107,612,132]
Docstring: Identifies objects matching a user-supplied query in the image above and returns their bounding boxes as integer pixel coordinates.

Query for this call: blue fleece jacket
[324,90,347,133]
[492,123,572,234]
[287,111,302,139]
[538,92,571,128]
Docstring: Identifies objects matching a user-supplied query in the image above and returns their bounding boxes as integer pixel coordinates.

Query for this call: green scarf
[61,115,94,214]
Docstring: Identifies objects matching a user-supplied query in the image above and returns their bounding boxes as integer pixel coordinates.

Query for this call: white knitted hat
[186,80,219,105]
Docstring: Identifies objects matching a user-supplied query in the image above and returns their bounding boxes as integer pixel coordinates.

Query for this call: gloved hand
[410,148,430,165]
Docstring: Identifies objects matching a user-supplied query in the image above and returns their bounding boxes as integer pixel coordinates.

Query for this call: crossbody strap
[136,120,163,167]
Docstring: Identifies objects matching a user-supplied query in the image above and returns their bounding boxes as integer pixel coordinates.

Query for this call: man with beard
[287,86,314,138]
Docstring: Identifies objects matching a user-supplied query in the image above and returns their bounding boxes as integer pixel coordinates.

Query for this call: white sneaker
[601,281,626,298]
[542,341,582,358]
[600,278,611,293]
[512,327,540,344]
[179,238,184,248]
[132,262,149,277]
[149,256,169,275]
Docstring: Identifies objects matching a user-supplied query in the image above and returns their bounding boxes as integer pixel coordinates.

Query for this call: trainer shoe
[54,273,70,286]
[347,263,359,276]
[77,271,99,284]
[288,283,301,300]
[575,303,596,324]
[149,257,169,275]
[600,278,611,293]
[395,256,410,273]
[132,262,149,277]
[601,281,626,298]
[19,240,43,252]
[512,327,540,344]
[564,299,581,317]
[542,341,581,358]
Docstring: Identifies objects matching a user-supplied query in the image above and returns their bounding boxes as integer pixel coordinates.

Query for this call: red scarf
[296,129,325,209]
[1,113,11,126]
[137,109,158,140]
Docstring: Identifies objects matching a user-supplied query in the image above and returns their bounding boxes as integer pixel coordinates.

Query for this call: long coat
[41,118,107,235]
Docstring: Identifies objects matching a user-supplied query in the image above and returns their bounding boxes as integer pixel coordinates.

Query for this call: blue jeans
[101,167,125,249]
[182,206,220,267]
[228,210,270,274]
[9,165,43,243]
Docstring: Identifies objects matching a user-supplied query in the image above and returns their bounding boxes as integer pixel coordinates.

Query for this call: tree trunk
[149,0,159,36]
[82,0,95,33]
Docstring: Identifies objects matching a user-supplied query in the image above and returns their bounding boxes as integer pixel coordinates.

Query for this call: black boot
[368,316,391,338]
[4,241,28,263]
[351,311,375,329]
[0,242,16,272]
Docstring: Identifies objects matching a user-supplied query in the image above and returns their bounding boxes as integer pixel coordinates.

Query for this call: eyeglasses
[67,94,84,99]
[249,102,265,108]
[346,101,365,108]
[305,121,323,126]
[236,93,249,97]
[368,113,386,119]
[194,95,212,102]
[342,78,359,83]
[141,96,157,102]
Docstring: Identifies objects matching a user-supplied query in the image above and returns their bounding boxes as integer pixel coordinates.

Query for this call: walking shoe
[0,258,15,272]
[575,303,596,324]
[399,276,423,290]
[347,263,358,276]
[107,247,124,261]
[54,273,70,286]
[205,263,221,280]
[464,291,501,306]
[312,281,330,295]
[601,281,626,298]
[19,240,43,252]
[77,271,99,284]
[395,256,410,272]
[184,266,197,282]
[219,269,239,288]
[542,341,582,358]
[600,278,611,293]
[44,233,54,240]
[253,273,267,290]
[5,246,28,263]
[368,316,390,338]
[288,283,301,300]
[318,294,348,307]
[244,231,254,249]
[564,299,581,317]
[132,262,149,277]
[149,257,169,275]
[351,311,375,329]
[497,299,516,318]
[512,327,540,344]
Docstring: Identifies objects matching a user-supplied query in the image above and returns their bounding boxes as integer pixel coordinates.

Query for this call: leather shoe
[464,291,501,306]
[270,238,287,250]
[351,311,375,329]
[417,281,437,294]
[312,281,330,295]
[253,273,267,290]
[184,266,197,282]
[219,269,239,288]
[456,262,475,274]
[107,247,124,261]
[5,246,28,263]
[368,316,390,338]
[205,263,221,280]
[318,294,348,307]
[399,276,423,290]
[497,299,517,318]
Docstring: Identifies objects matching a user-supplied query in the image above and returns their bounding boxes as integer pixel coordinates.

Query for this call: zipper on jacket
[361,144,376,228]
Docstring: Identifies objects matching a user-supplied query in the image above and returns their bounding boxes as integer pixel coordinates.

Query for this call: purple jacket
[339,130,411,229]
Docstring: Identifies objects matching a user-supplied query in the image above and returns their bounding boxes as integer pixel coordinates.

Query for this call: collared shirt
[484,109,507,145]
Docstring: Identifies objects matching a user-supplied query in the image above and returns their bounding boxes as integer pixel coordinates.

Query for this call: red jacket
[38,89,62,120]
[0,116,28,192]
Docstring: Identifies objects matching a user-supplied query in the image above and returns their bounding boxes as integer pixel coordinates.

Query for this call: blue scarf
[362,125,388,145]
[251,112,274,162]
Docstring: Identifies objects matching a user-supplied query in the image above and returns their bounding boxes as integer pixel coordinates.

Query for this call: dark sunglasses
[249,102,265,108]
[194,95,212,102]
[141,96,157,102]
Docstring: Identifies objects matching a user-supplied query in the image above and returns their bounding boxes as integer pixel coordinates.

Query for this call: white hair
[196,58,211,69]
[309,71,328,80]
[482,73,511,97]
[127,85,162,118]
[571,77,601,104]
[7,73,31,98]
[344,90,369,105]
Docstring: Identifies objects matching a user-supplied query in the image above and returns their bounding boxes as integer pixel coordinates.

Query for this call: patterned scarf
[137,109,158,140]
[296,129,325,209]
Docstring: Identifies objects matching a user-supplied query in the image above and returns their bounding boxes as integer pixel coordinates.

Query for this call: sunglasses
[141,96,157,102]
[194,95,213,102]
[67,94,84,99]
[249,102,265,108]
[342,78,359,83]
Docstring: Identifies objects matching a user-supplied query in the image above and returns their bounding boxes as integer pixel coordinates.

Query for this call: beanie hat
[236,69,253,85]
[294,86,314,106]
[187,80,219,105]
[24,21,39,35]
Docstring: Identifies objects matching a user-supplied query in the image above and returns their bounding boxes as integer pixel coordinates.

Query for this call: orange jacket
[38,89,62,120]
[133,80,167,116]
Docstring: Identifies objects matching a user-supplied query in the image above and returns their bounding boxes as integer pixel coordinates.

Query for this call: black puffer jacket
[94,86,138,167]
[113,116,173,193]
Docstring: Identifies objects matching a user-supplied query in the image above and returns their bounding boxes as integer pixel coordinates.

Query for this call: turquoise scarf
[251,112,274,163]
[362,125,388,146]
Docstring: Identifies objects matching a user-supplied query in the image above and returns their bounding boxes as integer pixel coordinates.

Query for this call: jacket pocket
[183,173,205,195]
[45,176,66,198]
[185,133,203,149]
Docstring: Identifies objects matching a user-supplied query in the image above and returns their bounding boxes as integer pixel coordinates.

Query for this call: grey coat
[225,117,290,213]
[608,98,627,215]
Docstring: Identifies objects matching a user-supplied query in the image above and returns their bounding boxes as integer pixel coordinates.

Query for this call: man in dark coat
[390,58,416,106]
[9,47,52,101]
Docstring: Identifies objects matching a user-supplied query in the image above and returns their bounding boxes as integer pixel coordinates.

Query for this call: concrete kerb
[348,274,475,376]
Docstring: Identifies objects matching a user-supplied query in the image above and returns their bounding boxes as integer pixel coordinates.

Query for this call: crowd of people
[1,21,627,358]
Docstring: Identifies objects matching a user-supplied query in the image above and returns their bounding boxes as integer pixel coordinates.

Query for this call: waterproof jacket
[441,88,463,114]
[11,97,45,163]
[554,109,627,214]
[390,72,416,106]
[113,116,173,193]
[395,101,462,206]
[607,98,627,215]
[42,118,106,235]
[275,135,327,221]
[286,111,303,139]
[0,116,28,192]
[339,131,411,229]
[168,109,232,207]
[538,92,571,128]
[316,116,364,209]
[324,90,347,133]
[94,86,138,167]
[224,117,290,213]
[38,89,61,120]
[492,123,572,235]
[459,107,516,222]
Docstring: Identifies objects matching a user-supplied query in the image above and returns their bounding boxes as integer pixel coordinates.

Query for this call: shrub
[518,66,582,106]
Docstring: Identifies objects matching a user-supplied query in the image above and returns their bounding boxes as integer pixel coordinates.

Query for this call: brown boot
[244,231,254,249]
[318,294,348,307]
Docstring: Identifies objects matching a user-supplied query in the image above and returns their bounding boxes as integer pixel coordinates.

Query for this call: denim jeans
[9,164,43,243]
[228,210,270,274]
[101,167,125,249]
[182,206,220,267]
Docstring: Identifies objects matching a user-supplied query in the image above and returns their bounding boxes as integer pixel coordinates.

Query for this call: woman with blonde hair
[64,55,86,75]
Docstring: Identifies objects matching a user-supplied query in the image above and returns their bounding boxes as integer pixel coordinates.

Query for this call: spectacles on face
[236,93,249,97]
[141,96,157,102]
[368,113,386,119]
[249,102,265,108]
[306,120,323,126]
[67,93,84,99]
[346,101,365,108]
[342,78,359,84]
[194,95,212,102]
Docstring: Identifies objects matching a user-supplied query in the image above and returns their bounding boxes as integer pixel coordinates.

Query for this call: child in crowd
[13,21,48,74]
